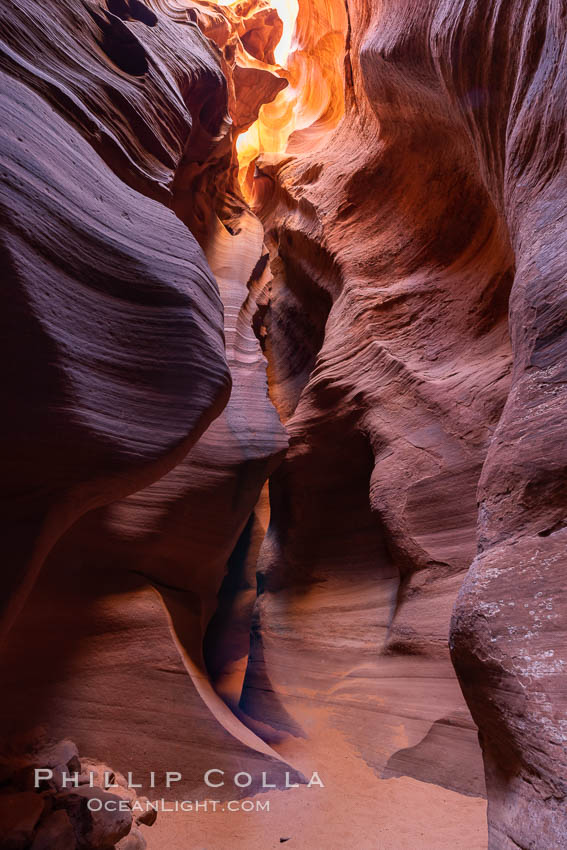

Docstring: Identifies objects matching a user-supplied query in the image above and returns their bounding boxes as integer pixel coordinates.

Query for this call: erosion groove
[1,1,565,848]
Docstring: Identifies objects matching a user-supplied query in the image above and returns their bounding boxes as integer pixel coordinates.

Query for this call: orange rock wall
[249,1,567,846]
[1,1,566,848]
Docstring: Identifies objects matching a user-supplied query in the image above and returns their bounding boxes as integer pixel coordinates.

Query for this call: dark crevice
[89,9,149,76]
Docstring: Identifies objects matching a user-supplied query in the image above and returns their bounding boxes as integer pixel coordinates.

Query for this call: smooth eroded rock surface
[1,1,566,848]
[0,0,232,641]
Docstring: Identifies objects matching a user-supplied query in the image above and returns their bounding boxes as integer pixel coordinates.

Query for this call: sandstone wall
[248,1,566,846]
[1,1,565,848]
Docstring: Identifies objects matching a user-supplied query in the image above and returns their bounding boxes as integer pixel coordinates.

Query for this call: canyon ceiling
[0,0,566,849]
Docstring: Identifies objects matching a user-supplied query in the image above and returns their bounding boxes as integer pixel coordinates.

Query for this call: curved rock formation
[243,0,566,846]
[1,0,294,806]
[0,204,291,796]
[1,0,566,847]
[448,2,567,844]
[0,0,234,642]
[244,0,512,804]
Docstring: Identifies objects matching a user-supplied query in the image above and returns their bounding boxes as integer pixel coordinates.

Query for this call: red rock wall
[0,0,297,801]
[1,0,566,848]
[248,0,567,846]
[0,0,233,642]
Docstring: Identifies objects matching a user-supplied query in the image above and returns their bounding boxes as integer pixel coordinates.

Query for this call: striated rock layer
[1,0,566,848]
[1,0,299,808]
[0,0,233,643]
[245,0,567,847]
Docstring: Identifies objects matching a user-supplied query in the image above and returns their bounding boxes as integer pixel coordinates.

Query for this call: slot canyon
[0,0,566,848]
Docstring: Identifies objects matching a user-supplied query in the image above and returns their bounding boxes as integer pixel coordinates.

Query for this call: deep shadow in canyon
[0,1,566,849]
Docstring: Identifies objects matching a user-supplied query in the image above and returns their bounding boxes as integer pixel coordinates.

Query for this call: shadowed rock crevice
[106,0,158,27]
[0,0,291,799]
[92,10,150,76]
[258,231,337,420]
[1,1,566,847]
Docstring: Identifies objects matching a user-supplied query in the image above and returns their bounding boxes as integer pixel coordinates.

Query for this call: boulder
[55,786,132,849]
[133,798,157,828]
[116,825,147,850]
[0,792,45,850]
[30,809,76,850]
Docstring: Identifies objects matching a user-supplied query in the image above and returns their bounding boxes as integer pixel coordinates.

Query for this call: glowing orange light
[216,0,346,196]
[271,0,299,64]
[234,0,299,194]
[215,0,298,64]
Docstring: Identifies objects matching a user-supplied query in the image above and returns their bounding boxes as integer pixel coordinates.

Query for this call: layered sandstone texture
[1,0,296,807]
[247,1,567,849]
[1,1,566,850]
[0,0,233,644]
